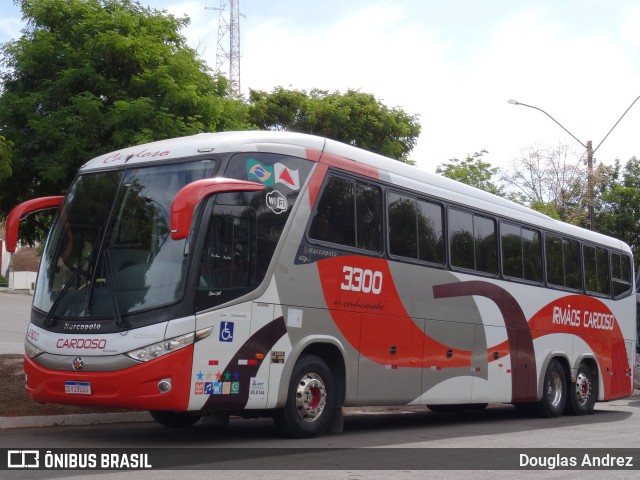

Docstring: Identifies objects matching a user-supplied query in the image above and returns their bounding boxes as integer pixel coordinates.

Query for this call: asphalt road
[0,291,32,354]
[2,398,640,479]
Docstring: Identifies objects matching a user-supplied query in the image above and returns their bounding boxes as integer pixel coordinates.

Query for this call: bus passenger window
[545,235,581,290]
[501,222,523,278]
[309,176,355,247]
[449,208,496,274]
[388,193,418,258]
[501,222,542,282]
[387,193,443,265]
[417,199,444,264]
[309,175,381,252]
[474,215,497,274]
[449,208,474,270]
[583,245,610,295]
[522,227,542,282]
[611,252,632,298]
[356,184,381,252]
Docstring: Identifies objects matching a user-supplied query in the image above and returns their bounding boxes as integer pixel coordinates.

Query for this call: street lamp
[508,96,640,231]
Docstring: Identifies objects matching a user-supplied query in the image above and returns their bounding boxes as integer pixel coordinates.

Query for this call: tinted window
[388,193,444,264]
[449,209,474,270]
[309,175,381,252]
[388,192,417,258]
[583,245,609,295]
[475,215,497,274]
[356,183,382,251]
[522,227,543,282]
[501,222,542,282]
[200,213,253,291]
[309,176,355,247]
[449,208,496,274]
[611,252,632,298]
[545,234,581,290]
[417,199,444,264]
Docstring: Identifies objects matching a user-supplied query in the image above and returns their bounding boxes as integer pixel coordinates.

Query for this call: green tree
[0,136,11,182]
[436,150,505,196]
[595,157,640,261]
[500,145,587,225]
[0,0,248,226]
[248,87,421,164]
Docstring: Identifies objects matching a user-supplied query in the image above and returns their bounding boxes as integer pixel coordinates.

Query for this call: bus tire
[565,362,596,415]
[534,359,567,418]
[513,402,535,417]
[273,354,336,438]
[149,410,201,428]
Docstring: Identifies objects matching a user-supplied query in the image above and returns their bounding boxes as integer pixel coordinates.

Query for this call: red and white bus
[6,131,636,437]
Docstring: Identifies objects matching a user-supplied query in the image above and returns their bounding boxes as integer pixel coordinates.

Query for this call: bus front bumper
[23,345,194,411]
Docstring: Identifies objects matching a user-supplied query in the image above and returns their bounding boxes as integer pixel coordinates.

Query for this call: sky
[1,0,640,174]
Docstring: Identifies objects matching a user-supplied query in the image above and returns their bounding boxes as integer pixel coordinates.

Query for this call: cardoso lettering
[56,338,107,349]
[582,311,615,331]
[551,306,615,331]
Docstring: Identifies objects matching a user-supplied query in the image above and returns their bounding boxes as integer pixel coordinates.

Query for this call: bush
[0,275,8,287]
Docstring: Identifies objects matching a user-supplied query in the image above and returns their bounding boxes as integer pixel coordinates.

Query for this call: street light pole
[508,96,640,231]
[586,140,594,230]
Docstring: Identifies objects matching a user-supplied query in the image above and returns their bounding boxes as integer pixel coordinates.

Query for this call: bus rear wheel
[149,410,201,428]
[565,362,596,415]
[273,354,336,438]
[534,359,567,418]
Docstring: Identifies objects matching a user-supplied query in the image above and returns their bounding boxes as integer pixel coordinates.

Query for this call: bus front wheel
[273,354,336,438]
[149,410,201,428]
[534,359,567,418]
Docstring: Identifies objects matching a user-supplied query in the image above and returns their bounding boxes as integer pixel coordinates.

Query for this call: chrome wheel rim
[575,371,591,406]
[294,373,327,423]
[546,371,563,408]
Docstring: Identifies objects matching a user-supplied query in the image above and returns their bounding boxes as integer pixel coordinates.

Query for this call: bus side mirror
[5,196,64,253]
[170,178,264,241]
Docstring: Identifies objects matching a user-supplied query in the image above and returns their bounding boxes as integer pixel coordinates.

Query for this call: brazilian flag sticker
[246,158,274,186]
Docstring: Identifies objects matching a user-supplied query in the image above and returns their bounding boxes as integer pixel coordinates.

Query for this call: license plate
[64,381,92,395]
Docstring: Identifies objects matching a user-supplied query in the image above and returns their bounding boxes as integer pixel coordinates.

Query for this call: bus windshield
[33,160,215,321]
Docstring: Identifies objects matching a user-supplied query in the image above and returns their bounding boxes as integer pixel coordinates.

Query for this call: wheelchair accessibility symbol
[219,321,234,342]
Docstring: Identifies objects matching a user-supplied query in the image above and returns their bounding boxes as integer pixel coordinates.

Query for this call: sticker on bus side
[219,321,234,342]
[248,377,266,399]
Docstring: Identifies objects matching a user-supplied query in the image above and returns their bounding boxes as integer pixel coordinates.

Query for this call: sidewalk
[0,406,426,430]
[0,411,153,429]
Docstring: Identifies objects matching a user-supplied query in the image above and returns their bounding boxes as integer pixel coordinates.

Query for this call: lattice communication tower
[207,0,241,93]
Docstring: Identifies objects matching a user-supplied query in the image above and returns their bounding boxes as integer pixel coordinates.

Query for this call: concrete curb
[0,406,420,430]
[0,411,153,429]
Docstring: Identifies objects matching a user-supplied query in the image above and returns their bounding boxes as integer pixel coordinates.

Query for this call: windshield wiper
[102,248,129,330]
[43,256,90,328]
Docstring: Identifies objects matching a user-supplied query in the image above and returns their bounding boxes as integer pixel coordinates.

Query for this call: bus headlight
[25,339,44,359]
[126,332,194,362]
[125,327,213,362]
